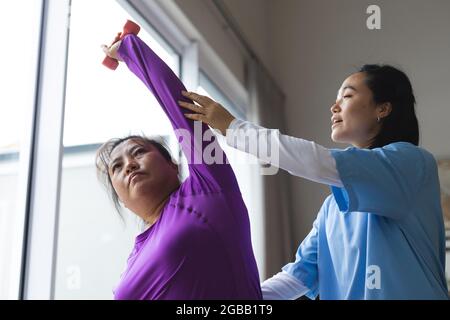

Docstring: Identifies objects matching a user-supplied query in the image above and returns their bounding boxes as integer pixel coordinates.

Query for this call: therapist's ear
[377,102,392,120]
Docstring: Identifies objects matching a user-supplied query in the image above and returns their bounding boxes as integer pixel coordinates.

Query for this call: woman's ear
[377,102,392,119]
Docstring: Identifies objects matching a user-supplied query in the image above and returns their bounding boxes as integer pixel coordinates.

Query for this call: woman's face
[330,72,386,148]
[108,139,178,211]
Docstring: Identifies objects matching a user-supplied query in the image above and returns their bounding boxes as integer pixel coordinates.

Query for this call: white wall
[221,0,274,76]
[171,0,273,86]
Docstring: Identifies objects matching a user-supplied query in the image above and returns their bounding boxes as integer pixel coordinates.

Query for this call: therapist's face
[330,72,383,148]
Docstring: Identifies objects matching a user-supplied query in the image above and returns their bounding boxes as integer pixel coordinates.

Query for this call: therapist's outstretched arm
[179,90,343,187]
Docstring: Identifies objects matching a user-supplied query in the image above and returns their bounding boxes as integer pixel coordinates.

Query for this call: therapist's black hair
[95,135,178,220]
[358,64,419,149]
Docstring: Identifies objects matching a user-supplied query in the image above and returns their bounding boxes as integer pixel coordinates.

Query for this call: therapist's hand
[178,91,235,135]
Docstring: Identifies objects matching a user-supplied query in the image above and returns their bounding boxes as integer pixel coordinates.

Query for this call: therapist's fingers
[184,113,207,122]
[181,91,214,107]
[180,90,235,135]
[178,101,206,114]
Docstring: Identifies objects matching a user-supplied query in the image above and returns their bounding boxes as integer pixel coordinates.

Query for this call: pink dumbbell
[102,20,140,70]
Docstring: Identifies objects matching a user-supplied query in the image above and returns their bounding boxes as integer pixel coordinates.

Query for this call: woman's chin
[331,132,350,145]
[331,132,342,143]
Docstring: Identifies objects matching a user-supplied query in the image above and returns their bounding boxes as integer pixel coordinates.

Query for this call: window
[198,72,264,275]
[6,0,262,299]
[54,0,180,299]
[0,0,43,299]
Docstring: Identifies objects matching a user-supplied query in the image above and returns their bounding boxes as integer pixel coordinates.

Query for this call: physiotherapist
[178,64,449,299]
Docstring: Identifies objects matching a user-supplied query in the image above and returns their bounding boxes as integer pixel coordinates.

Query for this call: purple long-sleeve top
[112,35,262,300]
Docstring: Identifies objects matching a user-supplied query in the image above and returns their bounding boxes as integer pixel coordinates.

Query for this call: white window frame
[22,0,71,299]
[0,0,45,299]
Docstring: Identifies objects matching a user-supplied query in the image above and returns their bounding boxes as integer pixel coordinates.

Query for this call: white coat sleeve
[261,271,311,300]
[226,119,343,187]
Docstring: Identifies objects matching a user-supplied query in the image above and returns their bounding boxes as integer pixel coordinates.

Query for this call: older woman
[98,33,261,300]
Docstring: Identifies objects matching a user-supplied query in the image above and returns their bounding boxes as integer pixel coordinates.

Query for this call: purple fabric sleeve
[117,35,237,192]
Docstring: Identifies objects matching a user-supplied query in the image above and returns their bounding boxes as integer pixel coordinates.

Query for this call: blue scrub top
[283,142,449,299]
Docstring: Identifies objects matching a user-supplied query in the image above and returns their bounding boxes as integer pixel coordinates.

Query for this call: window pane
[199,72,246,120]
[0,0,42,299]
[198,74,264,275]
[54,0,180,299]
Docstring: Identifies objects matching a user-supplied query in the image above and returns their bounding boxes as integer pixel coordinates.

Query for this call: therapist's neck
[352,140,373,149]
